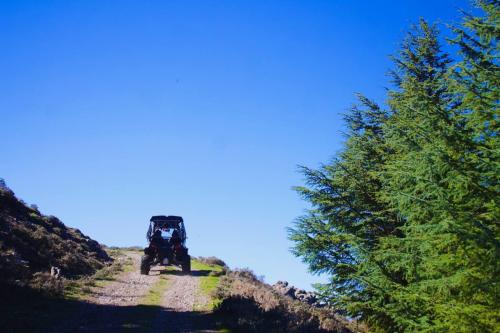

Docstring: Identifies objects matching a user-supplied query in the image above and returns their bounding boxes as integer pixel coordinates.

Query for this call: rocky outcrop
[0,183,111,283]
[216,271,356,332]
[272,280,320,306]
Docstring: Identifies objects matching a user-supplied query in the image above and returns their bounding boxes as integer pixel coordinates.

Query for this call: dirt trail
[91,252,160,306]
[50,251,159,333]
[151,269,216,333]
[51,251,217,333]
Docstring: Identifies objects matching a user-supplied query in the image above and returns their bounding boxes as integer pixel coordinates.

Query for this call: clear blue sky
[1,0,471,289]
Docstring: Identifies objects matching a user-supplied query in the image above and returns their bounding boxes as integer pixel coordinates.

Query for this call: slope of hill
[214,268,363,333]
[0,185,111,285]
[0,184,360,332]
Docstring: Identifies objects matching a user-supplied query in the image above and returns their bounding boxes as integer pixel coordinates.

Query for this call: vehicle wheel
[140,255,151,275]
[182,255,191,274]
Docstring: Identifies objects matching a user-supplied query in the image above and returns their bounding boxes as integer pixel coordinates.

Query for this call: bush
[214,269,358,333]
[196,256,227,267]
[228,268,261,282]
[29,272,64,297]
[0,187,111,286]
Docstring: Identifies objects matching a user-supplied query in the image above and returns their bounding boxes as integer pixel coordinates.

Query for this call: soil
[50,251,217,333]
[151,268,216,333]
[91,252,160,306]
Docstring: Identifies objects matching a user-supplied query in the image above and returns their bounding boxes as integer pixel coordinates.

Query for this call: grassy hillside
[0,249,133,332]
[0,186,111,285]
[0,184,360,332]
[213,268,364,333]
[190,257,362,333]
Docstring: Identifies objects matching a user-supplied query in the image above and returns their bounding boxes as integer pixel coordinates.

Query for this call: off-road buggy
[140,215,191,275]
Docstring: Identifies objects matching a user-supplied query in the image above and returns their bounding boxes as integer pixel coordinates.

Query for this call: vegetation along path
[52,250,220,333]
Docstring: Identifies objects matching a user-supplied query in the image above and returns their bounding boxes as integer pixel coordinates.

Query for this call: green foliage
[191,259,225,310]
[289,2,499,332]
[140,275,169,306]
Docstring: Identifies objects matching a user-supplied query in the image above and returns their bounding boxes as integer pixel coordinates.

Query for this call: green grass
[140,275,169,306]
[119,267,171,332]
[191,260,224,311]
[51,253,227,332]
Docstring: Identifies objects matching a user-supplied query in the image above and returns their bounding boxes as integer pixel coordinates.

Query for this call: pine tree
[381,5,499,331]
[289,92,408,331]
[440,0,500,330]
[377,18,480,331]
[368,14,498,331]
[366,20,457,332]
[290,7,499,331]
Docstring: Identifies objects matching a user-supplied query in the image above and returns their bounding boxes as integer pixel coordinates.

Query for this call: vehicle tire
[182,255,191,274]
[140,255,151,275]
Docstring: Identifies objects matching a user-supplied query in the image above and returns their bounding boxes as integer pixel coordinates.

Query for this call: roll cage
[146,215,187,246]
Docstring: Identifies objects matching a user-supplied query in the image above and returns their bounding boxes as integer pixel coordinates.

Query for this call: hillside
[0,185,359,332]
[0,185,111,284]
[213,267,363,333]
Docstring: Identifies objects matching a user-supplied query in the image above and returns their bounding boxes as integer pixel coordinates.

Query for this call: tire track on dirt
[91,252,160,306]
[51,251,161,333]
[51,253,218,333]
[151,268,217,333]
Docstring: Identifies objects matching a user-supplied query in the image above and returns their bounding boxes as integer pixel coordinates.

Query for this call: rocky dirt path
[151,269,216,333]
[51,251,218,333]
[90,251,160,306]
[50,251,160,333]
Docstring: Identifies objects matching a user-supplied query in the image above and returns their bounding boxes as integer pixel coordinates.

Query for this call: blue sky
[1,0,471,289]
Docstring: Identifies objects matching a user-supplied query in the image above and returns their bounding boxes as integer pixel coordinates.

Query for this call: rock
[50,266,61,278]
[272,281,319,307]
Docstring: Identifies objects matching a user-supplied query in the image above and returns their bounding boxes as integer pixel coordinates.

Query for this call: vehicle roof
[150,215,184,228]
[150,215,183,223]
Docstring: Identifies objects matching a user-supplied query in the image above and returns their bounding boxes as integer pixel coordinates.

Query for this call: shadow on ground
[160,269,212,277]
[0,283,218,333]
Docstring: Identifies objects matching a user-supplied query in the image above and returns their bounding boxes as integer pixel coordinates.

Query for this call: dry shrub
[0,188,111,284]
[114,246,143,251]
[229,268,261,282]
[214,270,355,333]
[29,272,64,296]
[92,260,123,281]
[209,270,225,277]
[197,256,227,267]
